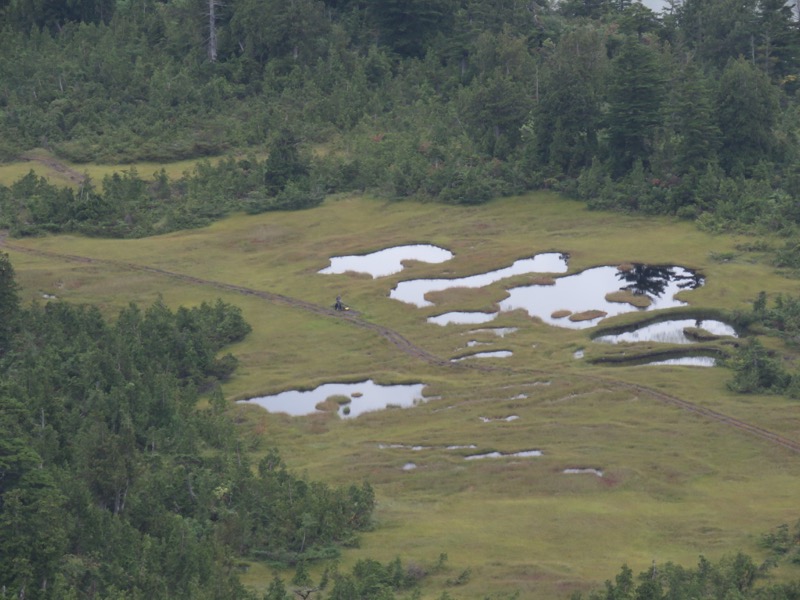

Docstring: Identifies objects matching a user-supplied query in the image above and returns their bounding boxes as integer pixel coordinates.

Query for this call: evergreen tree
[0,252,19,353]
[676,0,759,70]
[716,57,780,175]
[264,129,310,196]
[667,60,720,175]
[606,36,666,176]
[532,27,607,176]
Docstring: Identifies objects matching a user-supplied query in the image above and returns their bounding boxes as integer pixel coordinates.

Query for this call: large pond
[391,252,569,307]
[238,380,428,418]
[499,265,703,329]
[319,244,453,278]
[594,319,737,344]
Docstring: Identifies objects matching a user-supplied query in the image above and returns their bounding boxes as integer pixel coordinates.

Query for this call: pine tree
[716,57,780,175]
[606,37,666,176]
[0,252,19,354]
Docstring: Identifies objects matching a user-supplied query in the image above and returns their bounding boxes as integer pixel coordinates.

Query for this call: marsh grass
[6,191,800,598]
[605,289,652,308]
[0,149,245,187]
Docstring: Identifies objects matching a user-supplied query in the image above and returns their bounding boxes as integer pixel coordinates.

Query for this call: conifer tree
[606,36,666,176]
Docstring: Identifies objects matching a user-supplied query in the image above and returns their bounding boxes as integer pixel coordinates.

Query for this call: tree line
[0,252,383,599]
[0,0,798,246]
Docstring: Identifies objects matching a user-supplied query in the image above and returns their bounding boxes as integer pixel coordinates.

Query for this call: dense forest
[3,0,800,598]
[0,253,386,599]
[0,0,799,248]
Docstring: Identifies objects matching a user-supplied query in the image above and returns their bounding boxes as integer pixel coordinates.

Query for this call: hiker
[334,295,344,311]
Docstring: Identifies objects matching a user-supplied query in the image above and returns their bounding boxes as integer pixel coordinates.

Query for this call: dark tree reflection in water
[617,265,704,298]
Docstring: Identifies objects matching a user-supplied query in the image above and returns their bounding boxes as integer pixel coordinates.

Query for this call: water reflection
[239,380,427,418]
[500,265,702,329]
[470,327,519,337]
[428,311,498,326]
[392,252,569,307]
[465,449,542,460]
[594,319,736,344]
[452,350,513,361]
[645,356,717,367]
[320,244,453,278]
[564,468,604,477]
[617,264,703,298]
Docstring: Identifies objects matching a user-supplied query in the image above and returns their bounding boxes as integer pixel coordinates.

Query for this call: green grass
[0,148,239,187]
[5,190,800,599]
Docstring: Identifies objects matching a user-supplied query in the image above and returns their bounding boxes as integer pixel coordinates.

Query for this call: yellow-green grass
[5,190,800,599]
[0,148,249,187]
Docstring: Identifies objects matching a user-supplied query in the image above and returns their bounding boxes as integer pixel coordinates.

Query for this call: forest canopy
[0,0,798,242]
[0,252,376,599]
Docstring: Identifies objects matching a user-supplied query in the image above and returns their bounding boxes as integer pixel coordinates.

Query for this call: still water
[239,380,428,418]
[392,252,569,307]
[594,319,737,344]
[319,244,453,278]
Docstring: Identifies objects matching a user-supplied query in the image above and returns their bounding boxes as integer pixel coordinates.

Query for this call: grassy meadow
[4,180,800,598]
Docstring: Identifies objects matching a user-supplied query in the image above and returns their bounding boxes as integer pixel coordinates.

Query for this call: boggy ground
[4,191,800,599]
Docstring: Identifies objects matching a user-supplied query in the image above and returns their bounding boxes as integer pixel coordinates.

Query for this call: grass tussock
[606,289,652,307]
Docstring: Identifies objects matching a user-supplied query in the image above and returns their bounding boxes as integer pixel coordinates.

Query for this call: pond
[470,327,519,337]
[465,449,542,460]
[428,311,498,326]
[564,468,604,477]
[645,356,717,367]
[593,319,737,344]
[592,350,722,368]
[392,252,569,307]
[238,380,428,418]
[452,350,513,361]
[319,244,453,278]
[499,265,703,329]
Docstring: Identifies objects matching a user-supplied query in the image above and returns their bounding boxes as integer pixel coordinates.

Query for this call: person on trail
[334,295,344,311]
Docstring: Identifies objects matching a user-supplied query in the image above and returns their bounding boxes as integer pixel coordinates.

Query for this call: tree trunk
[208,0,218,62]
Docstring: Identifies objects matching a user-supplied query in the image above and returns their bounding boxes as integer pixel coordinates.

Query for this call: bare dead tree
[207,0,220,62]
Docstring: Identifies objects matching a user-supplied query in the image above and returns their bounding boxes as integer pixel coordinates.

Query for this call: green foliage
[761,521,800,563]
[577,553,779,600]
[716,58,781,175]
[0,252,19,353]
[726,338,789,394]
[0,264,374,598]
[606,36,666,176]
[0,0,797,241]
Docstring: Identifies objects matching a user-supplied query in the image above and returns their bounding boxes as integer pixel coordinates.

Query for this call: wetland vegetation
[3,0,800,598]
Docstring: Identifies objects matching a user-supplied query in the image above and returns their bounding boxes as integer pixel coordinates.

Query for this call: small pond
[452,350,513,361]
[593,319,737,344]
[465,449,542,460]
[470,327,519,337]
[428,311,498,326]
[564,468,604,477]
[480,415,520,422]
[645,356,717,367]
[319,244,453,278]
[392,252,569,307]
[499,265,703,329]
[592,350,721,368]
[239,380,428,418]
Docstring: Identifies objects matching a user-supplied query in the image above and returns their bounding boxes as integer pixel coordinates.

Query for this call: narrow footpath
[3,237,799,454]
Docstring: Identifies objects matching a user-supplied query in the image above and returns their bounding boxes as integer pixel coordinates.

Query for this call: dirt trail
[3,237,800,453]
[20,152,87,185]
